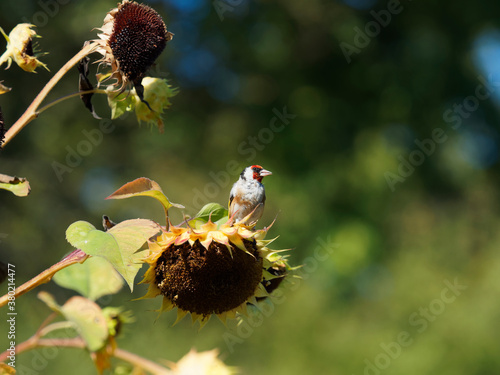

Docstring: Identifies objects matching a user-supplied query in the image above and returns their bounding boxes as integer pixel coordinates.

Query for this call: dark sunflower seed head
[109,1,170,83]
[155,239,263,316]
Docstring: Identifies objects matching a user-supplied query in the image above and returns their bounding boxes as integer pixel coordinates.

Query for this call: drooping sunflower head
[95,0,173,93]
[0,23,48,73]
[140,220,290,327]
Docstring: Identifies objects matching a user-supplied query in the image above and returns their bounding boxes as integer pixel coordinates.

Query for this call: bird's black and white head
[240,165,272,184]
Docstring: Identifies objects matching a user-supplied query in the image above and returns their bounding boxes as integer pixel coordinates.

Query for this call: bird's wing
[228,191,234,215]
[228,185,235,217]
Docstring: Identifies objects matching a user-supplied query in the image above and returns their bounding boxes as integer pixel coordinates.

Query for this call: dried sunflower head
[0,24,48,73]
[94,0,173,97]
[139,220,289,328]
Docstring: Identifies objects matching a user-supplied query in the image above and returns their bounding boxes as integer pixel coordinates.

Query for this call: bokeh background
[2,0,500,373]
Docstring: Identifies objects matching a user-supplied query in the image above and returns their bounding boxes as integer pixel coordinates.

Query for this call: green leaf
[53,257,124,301]
[66,220,129,289]
[107,219,161,290]
[65,219,160,291]
[61,296,108,351]
[106,177,184,217]
[0,174,30,196]
[106,87,135,119]
[37,293,108,351]
[194,203,228,223]
[65,220,97,247]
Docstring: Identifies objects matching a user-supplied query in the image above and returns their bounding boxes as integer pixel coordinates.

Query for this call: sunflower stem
[0,336,172,374]
[0,249,89,308]
[1,42,98,148]
[37,89,107,115]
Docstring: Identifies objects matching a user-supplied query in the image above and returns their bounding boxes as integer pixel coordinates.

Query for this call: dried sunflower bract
[94,0,173,98]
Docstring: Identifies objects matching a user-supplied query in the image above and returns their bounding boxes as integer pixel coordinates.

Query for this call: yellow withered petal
[200,220,218,232]
[227,233,247,252]
[197,315,211,330]
[174,231,190,245]
[224,308,238,320]
[209,230,231,247]
[173,309,188,326]
[160,297,175,313]
[133,282,160,301]
[255,283,269,298]
[138,266,156,285]
[200,236,214,250]
[147,239,163,252]
[220,223,238,235]
[190,312,202,325]
[169,225,187,236]
[254,228,272,241]
[236,226,256,239]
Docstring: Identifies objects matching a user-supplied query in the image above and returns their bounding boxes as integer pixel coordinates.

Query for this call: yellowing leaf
[53,257,124,301]
[65,219,160,291]
[107,219,161,290]
[66,221,132,290]
[37,293,108,352]
[0,174,30,196]
[106,177,184,222]
[61,296,108,352]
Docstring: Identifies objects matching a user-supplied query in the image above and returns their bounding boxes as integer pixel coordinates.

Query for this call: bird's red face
[251,165,272,183]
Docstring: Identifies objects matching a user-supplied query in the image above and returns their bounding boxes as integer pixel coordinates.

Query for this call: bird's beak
[259,169,272,177]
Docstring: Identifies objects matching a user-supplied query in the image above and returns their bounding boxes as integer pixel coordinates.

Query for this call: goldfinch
[228,165,272,224]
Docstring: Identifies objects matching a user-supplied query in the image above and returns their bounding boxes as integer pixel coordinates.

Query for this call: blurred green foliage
[1,0,500,374]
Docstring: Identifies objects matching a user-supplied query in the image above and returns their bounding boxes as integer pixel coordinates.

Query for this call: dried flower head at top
[95,0,173,96]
